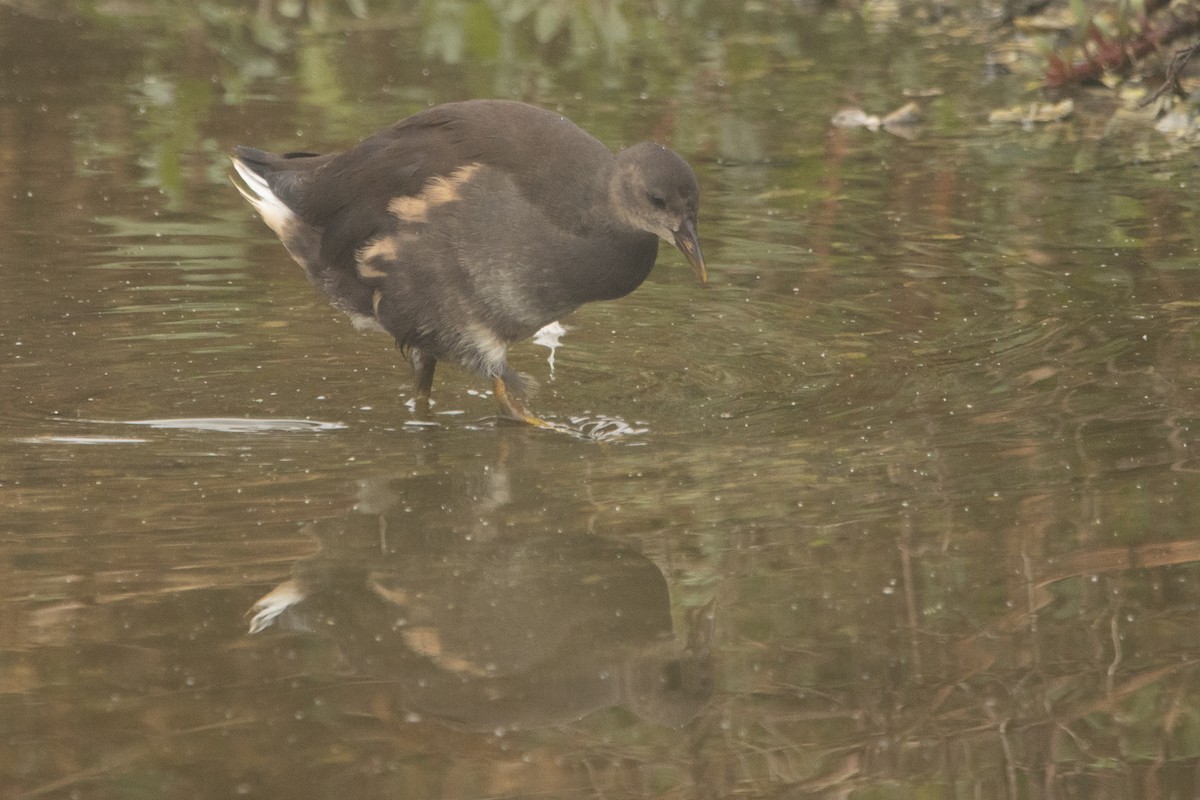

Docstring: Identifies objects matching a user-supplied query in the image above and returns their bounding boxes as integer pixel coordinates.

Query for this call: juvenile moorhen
[232,99,706,427]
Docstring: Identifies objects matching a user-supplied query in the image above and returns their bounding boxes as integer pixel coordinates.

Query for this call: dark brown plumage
[232,99,705,427]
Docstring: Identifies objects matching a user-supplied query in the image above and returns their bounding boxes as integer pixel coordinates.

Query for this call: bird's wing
[304,101,613,275]
[239,101,612,279]
[295,109,490,275]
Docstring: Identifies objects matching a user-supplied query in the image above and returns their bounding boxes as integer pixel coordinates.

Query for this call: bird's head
[611,143,706,285]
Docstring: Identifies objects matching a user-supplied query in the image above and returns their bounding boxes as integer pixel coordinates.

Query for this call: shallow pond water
[3,3,1200,799]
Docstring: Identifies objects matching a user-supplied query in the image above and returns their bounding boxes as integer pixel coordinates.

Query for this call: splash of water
[532,321,568,375]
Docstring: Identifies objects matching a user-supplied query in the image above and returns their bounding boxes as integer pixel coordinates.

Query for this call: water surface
[3,3,1200,799]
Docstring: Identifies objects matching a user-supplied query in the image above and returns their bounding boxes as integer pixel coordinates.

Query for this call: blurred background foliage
[2,0,1001,212]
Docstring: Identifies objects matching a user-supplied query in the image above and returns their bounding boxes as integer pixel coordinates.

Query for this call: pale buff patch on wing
[359,235,399,267]
[356,232,418,280]
[357,261,388,279]
[388,163,482,224]
[388,196,428,223]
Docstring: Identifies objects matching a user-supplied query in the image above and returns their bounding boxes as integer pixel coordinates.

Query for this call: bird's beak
[673,218,707,286]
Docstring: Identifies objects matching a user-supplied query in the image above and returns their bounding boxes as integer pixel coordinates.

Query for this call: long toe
[493,376,555,429]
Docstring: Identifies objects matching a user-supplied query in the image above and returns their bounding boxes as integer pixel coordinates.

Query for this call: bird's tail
[230,148,303,237]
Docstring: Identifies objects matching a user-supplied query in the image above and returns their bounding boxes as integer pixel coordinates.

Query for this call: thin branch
[1140,41,1200,107]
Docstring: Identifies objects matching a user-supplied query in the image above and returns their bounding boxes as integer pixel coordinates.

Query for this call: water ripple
[99,417,347,434]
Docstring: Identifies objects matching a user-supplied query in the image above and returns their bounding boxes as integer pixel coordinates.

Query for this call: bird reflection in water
[247,489,715,732]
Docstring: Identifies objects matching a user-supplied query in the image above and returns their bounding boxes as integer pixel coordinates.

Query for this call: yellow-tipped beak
[673,218,707,286]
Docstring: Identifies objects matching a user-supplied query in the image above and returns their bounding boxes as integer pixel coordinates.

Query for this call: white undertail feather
[350,313,387,334]
[231,157,297,237]
[462,321,509,376]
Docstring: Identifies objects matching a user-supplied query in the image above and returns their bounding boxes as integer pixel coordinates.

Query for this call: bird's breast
[564,233,659,304]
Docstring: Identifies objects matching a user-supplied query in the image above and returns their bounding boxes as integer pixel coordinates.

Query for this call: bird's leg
[409,348,436,415]
[493,371,552,429]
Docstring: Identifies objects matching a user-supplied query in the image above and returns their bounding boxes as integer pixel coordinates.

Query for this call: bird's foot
[492,378,647,441]
[493,376,557,429]
[404,391,439,423]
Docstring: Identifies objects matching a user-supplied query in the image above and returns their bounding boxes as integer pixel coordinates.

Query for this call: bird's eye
[647,193,667,210]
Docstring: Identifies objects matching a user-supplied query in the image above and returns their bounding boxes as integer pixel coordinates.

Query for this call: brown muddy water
[3,3,1200,799]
